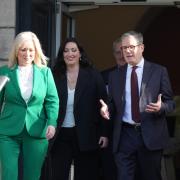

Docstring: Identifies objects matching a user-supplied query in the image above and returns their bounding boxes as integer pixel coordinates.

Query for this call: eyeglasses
[113,50,122,55]
[121,44,141,51]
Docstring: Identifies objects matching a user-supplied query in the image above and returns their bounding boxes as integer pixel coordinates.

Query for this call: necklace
[67,72,78,90]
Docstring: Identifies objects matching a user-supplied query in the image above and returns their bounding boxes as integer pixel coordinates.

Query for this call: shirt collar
[127,57,144,70]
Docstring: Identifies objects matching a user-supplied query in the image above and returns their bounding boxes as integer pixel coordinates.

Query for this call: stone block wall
[0,0,15,179]
[0,0,15,67]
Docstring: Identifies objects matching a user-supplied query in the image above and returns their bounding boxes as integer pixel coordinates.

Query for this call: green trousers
[0,129,48,180]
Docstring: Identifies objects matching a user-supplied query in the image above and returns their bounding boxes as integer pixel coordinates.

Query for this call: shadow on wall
[136,6,180,96]
[136,8,180,180]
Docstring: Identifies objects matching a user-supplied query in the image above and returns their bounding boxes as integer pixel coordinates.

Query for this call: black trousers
[51,127,99,180]
[99,135,117,180]
[114,124,162,180]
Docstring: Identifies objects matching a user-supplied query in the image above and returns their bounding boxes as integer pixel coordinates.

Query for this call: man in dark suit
[101,37,126,85]
[100,30,175,180]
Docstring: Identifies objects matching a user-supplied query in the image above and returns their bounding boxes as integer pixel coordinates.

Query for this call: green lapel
[8,64,43,104]
[8,65,24,103]
[28,64,42,103]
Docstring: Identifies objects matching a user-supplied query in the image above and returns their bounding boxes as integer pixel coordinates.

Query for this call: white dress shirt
[18,65,33,103]
[62,87,75,127]
[122,58,144,124]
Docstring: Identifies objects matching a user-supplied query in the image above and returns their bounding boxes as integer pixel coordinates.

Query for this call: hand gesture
[99,99,110,120]
[99,136,108,148]
[145,94,162,113]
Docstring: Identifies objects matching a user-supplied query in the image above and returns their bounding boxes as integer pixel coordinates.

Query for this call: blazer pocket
[0,109,13,120]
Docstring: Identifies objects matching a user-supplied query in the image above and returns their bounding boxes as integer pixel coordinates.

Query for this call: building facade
[0,1,180,179]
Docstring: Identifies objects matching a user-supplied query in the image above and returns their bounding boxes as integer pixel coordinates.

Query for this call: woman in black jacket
[47,38,108,180]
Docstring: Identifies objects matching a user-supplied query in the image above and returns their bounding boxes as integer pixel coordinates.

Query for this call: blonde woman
[0,31,59,180]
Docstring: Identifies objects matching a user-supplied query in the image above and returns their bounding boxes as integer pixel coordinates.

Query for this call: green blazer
[0,64,59,138]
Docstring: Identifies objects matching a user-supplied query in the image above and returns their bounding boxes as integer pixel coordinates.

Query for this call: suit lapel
[74,68,89,108]
[58,75,68,110]
[114,65,127,102]
[119,65,127,96]
[119,65,127,108]
[140,60,153,96]
[29,64,39,102]
[55,74,67,100]
[28,64,48,103]
[9,65,24,102]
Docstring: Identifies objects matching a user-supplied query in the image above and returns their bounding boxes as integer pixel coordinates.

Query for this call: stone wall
[0,1,15,179]
[0,0,15,67]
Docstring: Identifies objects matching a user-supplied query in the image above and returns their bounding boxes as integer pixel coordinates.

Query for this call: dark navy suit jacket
[108,60,175,153]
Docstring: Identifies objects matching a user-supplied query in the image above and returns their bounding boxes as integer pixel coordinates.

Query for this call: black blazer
[52,67,108,151]
[101,66,117,85]
[108,60,175,153]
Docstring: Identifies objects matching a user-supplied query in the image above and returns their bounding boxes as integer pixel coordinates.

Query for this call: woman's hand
[99,99,110,120]
[46,125,56,140]
[99,136,109,148]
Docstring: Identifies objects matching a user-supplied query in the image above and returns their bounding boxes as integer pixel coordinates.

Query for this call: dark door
[16,0,56,67]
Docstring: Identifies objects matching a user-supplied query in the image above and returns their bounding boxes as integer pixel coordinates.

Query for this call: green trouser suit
[0,65,59,180]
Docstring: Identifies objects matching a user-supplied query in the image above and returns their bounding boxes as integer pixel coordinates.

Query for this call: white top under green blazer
[0,64,59,138]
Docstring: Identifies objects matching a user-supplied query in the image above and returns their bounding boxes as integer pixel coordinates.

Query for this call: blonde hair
[8,31,48,68]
